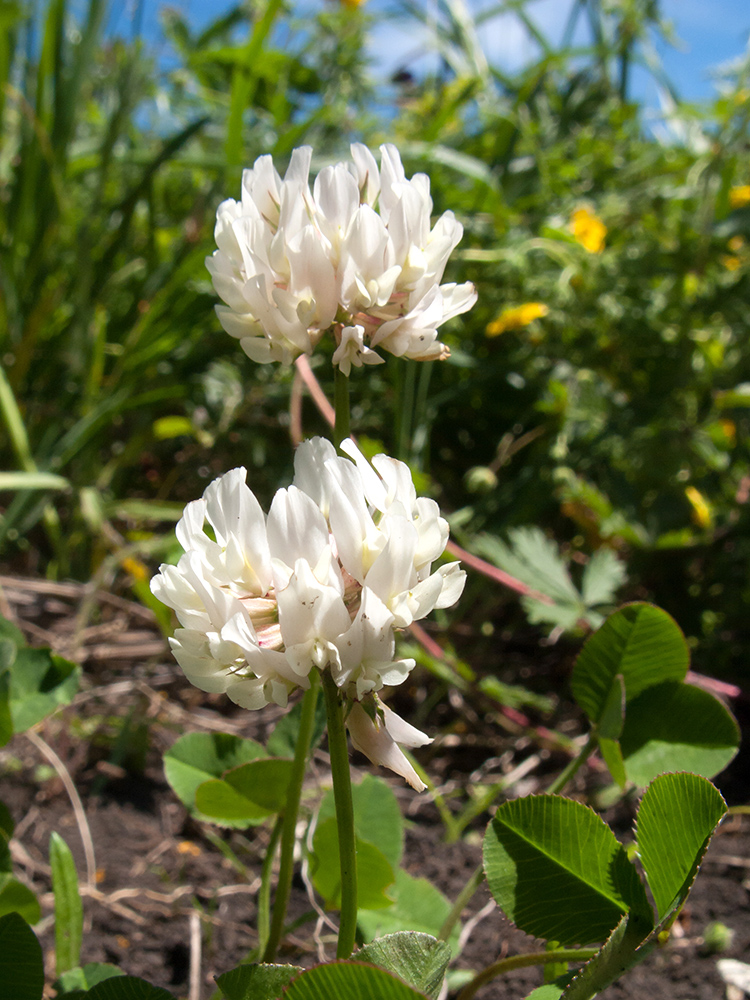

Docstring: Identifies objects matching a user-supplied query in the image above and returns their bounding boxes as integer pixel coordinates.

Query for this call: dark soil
[1,575,749,999]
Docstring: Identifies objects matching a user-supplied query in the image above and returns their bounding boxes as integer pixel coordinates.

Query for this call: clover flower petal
[347,701,431,792]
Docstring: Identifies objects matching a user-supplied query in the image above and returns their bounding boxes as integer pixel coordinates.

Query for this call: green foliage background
[2,0,750,673]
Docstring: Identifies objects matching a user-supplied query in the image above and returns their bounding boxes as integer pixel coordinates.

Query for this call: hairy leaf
[483,795,652,946]
[636,772,726,922]
[354,932,451,1000]
[283,961,429,1000]
[571,604,688,724]
[620,682,739,786]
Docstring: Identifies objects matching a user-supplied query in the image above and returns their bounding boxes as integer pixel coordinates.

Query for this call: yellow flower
[570,207,606,254]
[720,419,736,446]
[486,302,549,338]
[685,486,713,530]
[121,556,149,581]
[721,255,742,271]
[729,185,750,209]
[721,236,745,271]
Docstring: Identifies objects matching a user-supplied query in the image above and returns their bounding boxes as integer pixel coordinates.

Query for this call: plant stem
[457,948,599,1000]
[546,733,597,795]
[321,670,358,958]
[258,814,283,959]
[334,366,350,450]
[439,863,484,941]
[263,676,320,961]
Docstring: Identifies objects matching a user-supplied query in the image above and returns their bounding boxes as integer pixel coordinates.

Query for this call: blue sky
[110,0,750,106]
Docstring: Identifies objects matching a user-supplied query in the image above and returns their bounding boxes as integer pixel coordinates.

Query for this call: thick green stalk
[321,670,358,958]
[263,676,320,961]
[457,948,599,1000]
[334,366,350,450]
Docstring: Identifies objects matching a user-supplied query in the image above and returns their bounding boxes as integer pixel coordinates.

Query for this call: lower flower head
[151,438,465,713]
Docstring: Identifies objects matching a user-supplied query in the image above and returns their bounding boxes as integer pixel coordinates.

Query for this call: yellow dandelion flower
[570,207,606,254]
[685,486,713,530]
[729,185,750,209]
[728,236,745,252]
[486,302,549,338]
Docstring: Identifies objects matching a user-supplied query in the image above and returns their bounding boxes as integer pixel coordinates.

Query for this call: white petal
[346,702,429,792]
[293,436,337,515]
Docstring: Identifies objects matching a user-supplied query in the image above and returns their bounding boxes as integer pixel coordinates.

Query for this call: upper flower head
[206,145,477,370]
[151,438,465,712]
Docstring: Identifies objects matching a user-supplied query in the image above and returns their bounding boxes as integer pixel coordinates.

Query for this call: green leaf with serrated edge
[215,963,302,1000]
[318,775,404,870]
[222,758,294,812]
[0,873,41,923]
[163,732,266,827]
[636,772,726,923]
[598,738,627,789]
[50,832,83,975]
[0,911,44,1000]
[474,528,580,605]
[620,683,739,787]
[56,964,124,993]
[311,817,394,910]
[571,604,688,724]
[580,549,626,608]
[283,961,429,1000]
[561,911,656,1000]
[267,695,326,758]
[483,796,653,946]
[9,648,80,733]
[358,870,460,956]
[85,976,176,999]
[353,933,451,1000]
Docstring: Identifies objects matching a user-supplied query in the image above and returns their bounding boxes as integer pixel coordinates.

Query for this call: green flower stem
[439,863,484,942]
[334,367,350,450]
[546,733,597,795]
[258,814,284,958]
[263,675,320,961]
[321,670,358,958]
[456,948,599,1000]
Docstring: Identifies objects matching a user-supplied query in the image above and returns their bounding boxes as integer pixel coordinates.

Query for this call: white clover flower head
[206,145,477,370]
[151,438,465,786]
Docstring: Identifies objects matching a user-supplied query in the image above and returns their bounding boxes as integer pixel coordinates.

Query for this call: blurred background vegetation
[2,0,750,677]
